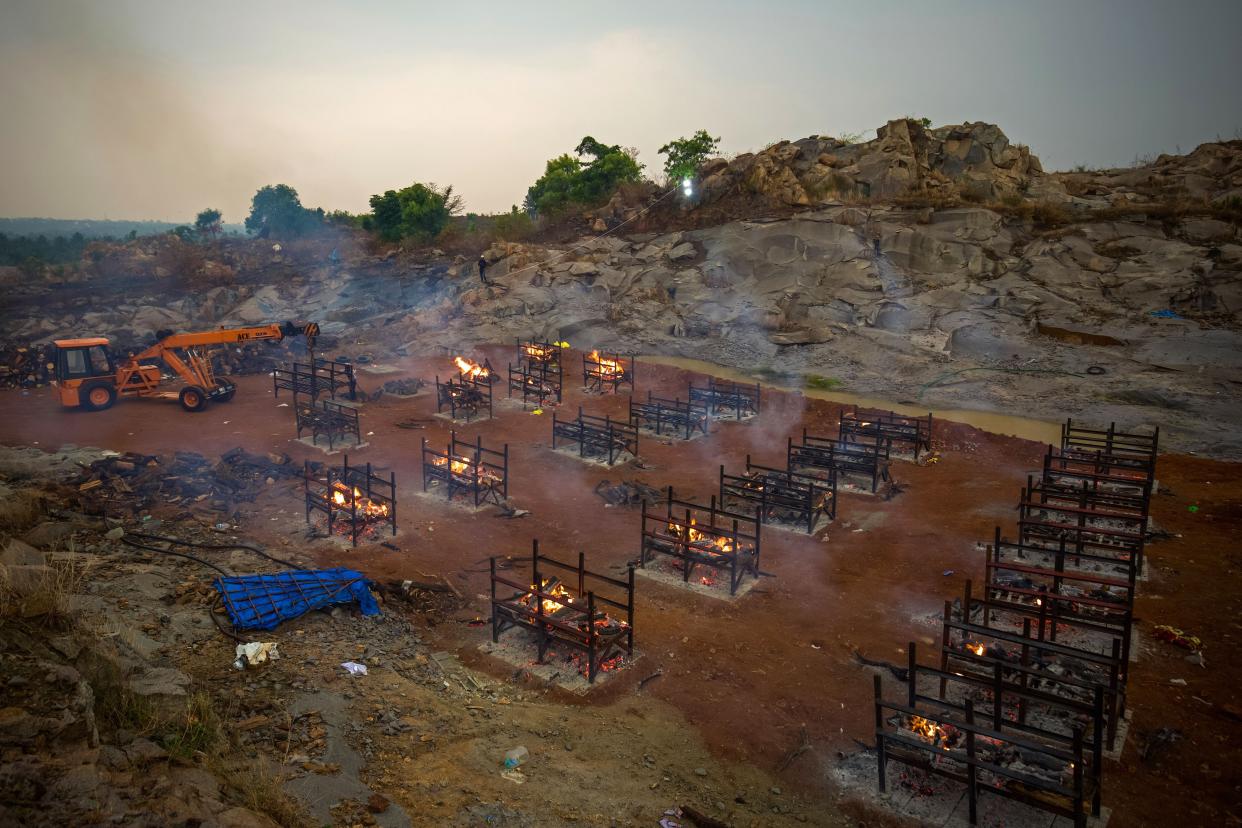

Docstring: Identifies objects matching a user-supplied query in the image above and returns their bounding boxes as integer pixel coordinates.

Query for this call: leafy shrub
[525,136,643,216]
[659,130,721,182]
[367,182,462,243]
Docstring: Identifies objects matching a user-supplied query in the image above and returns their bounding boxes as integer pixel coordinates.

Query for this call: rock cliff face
[693,119,1065,209]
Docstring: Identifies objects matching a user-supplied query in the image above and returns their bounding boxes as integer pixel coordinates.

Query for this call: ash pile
[72,448,311,518]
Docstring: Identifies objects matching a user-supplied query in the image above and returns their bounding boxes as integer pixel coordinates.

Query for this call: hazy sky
[2,0,1240,222]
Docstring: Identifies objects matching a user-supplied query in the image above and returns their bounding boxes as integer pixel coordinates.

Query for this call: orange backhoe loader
[52,321,319,412]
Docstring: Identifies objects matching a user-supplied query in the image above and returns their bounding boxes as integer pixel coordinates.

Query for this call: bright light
[682,177,693,197]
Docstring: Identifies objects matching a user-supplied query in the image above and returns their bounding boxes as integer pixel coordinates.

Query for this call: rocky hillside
[2,123,1240,453]
[697,119,1065,207]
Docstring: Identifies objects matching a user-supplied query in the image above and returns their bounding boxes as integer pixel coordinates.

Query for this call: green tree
[524,137,643,216]
[367,182,462,243]
[194,208,223,240]
[244,184,321,238]
[524,154,583,215]
[658,130,721,182]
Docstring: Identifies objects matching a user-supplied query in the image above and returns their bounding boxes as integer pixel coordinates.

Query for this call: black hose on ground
[119,536,232,576]
[125,530,301,570]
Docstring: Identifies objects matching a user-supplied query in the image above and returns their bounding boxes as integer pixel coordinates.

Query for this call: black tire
[217,388,236,403]
[179,385,208,412]
[82,383,117,412]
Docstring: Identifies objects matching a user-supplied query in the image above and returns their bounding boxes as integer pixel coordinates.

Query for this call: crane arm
[129,321,318,361]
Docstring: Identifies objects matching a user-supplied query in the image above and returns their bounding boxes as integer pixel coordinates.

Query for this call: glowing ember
[587,350,624,380]
[454,356,489,378]
[965,641,986,657]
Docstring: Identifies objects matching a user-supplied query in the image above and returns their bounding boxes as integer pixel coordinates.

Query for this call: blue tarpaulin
[213,567,381,632]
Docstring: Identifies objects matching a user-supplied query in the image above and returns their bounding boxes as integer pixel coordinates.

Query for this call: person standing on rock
[478,254,491,286]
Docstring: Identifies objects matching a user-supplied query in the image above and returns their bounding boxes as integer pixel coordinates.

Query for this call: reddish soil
[2,346,1239,826]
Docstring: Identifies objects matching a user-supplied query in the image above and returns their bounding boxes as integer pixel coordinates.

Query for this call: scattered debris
[233,641,280,670]
[503,745,529,768]
[1153,624,1202,651]
[341,661,369,676]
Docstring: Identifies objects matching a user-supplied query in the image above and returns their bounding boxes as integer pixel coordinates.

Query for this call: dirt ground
[2,346,1239,827]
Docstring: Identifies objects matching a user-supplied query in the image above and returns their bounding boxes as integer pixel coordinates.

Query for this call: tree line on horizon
[3,130,725,266]
[234,129,724,246]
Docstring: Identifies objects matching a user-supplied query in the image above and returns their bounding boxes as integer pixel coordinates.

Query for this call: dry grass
[0,552,91,625]
[91,666,310,824]
[0,489,45,535]
[1088,197,1242,227]
[211,755,312,827]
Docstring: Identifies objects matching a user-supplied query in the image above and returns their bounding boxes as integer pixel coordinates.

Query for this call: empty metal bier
[688,377,760,420]
[294,395,362,450]
[628,392,709,440]
[719,457,836,533]
[551,406,639,465]
[787,428,890,492]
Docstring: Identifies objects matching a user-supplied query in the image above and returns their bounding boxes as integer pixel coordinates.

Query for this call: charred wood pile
[0,342,54,388]
[71,448,304,517]
[594,478,664,508]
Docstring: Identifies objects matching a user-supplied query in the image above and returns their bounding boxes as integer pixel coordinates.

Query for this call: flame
[910,715,939,741]
[965,641,986,657]
[529,579,574,614]
[454,356,489,378]
[587,350,624,380]
[329,481,390,518]
[431,454,501,484]
[522,343,555,362]
[670,517,735,555]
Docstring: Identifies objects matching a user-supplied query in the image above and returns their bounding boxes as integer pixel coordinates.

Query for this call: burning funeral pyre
[421,433,509,507]
[305,456,397,547]
[454,355,491,380]
[489,542,636,683]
